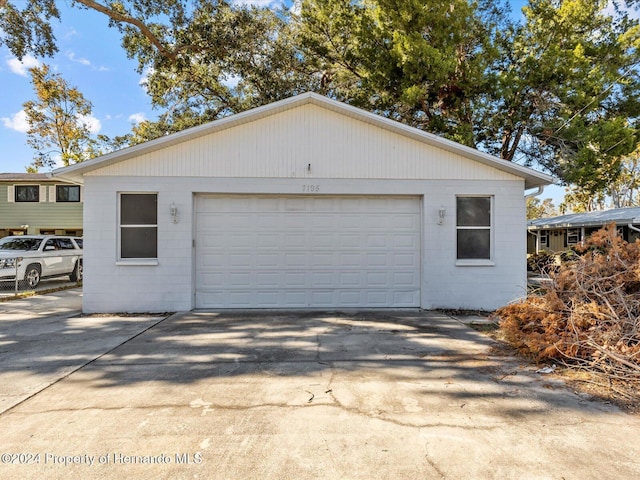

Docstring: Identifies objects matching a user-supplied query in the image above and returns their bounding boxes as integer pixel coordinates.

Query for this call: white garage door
[195,195,421,309]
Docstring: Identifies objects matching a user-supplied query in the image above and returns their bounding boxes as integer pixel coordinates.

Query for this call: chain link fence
[0,256,81,298]
[0,256,24,297]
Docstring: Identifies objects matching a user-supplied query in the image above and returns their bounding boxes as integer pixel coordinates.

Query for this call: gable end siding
[85,104,520,182]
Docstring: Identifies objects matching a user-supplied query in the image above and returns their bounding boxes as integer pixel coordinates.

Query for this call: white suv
[0,235,83,288]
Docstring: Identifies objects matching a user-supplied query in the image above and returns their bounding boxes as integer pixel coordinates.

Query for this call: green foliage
[0,0,59,58]
[2,0,639,192]
[23,64,96,170]
[299,0,499,146]
[299,0,640,190]
[526,197,557,220]
[559,186,606,213]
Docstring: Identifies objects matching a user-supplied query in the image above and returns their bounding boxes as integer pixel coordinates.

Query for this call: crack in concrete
[424,448,447,479]
[6,400,510,432]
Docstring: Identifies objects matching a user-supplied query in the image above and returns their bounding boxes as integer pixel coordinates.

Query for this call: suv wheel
[23,264,41,288]
[70,261,83,282]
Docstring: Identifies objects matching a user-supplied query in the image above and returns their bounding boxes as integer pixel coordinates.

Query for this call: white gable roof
[53,92,553,189]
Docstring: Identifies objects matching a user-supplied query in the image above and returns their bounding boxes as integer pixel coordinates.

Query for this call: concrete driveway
[0,301,639,479]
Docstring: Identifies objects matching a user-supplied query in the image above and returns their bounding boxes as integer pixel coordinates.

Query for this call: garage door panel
[394,291,418,306]
[366,291,391,306]
[339,253,362,267]
[229,272,252,287]
[196,195,421,309]
[284,291,307,307]
[309,272,333,288]
[366,253,388,267]
[256,215,279,228]
[257,272,279,287]
[285,272,305,287]
[310,253,334,267]
[256,291,279,306]
[309,234,334,249]
[284,233,307,248]
[366,271,388,287]
[394,215,420,229]
[229,254,252,267]
[285,253,306,267]
[395,253,419,267]
[339,272,361,287]
[395,234,420,248]
[256,254,278,267]
[202,254,225,267]
[338,234,361,248]
[257,234,279,248]
[393,272,418,287]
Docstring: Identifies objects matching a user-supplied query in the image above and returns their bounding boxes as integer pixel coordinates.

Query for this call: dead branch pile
[496,224,640,383]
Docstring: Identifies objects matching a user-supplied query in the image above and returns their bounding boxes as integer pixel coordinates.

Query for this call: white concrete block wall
[83,176,526,313]
[83,177,195,313]
[421,180,527,310]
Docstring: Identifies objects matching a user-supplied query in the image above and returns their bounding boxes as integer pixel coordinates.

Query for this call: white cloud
[128,112,147,124]
[63,28,79,40]
[7,55,40,76]
[66,51,91,66]
[1,110,30,133]
[77,114,101,134]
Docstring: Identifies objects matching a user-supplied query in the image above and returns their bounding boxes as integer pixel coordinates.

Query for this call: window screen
[56,185,81,202]
[15,185,39,202]
[120,193,158,259]
[456,197,491,260]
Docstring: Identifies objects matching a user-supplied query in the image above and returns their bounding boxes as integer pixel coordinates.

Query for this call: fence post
[13,257,20,297]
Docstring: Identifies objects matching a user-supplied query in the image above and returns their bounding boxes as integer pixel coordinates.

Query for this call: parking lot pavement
[0,309,639,479]
[0,288,166,414]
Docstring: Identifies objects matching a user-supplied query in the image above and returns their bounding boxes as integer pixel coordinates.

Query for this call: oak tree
[23,64,98,170]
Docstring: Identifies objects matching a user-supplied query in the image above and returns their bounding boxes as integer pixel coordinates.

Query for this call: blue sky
[0,0,561,201]
[0,5,156,173]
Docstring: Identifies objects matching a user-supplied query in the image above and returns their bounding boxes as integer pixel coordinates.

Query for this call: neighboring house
[0,173,83,238]
[54,93,552,313]
[527,207,640,254]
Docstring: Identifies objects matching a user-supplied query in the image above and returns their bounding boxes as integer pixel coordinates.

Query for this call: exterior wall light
[438,207,446,225]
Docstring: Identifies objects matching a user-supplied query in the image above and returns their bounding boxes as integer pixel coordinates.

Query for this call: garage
[195,195,421,309]
[54,92,553,313]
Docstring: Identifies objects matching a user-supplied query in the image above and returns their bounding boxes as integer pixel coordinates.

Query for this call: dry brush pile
[496,224,640,388]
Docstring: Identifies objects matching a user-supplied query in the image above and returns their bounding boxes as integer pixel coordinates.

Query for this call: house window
[15,185,39,202]
[119,193,157,259]
[566,228,580,246]
[539,230,549,248]
[456,196,492,260]
[56,185,81,202]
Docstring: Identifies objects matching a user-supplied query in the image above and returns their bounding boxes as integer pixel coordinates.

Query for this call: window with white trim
[566,228,580,246]
[456,196,492,260]
[119,193,157,259]
[56,185,81,202]
[539,230,549,248]
[15,185,39,202]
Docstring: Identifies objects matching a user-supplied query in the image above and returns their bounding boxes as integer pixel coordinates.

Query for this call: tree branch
[74,0,177,63]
